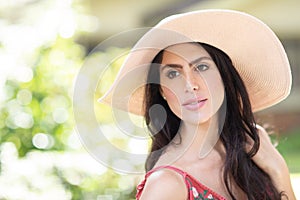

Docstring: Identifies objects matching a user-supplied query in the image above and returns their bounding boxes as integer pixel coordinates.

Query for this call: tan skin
[139,43,296,200]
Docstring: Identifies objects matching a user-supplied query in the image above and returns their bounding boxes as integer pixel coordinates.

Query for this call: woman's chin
[181,113,211,126]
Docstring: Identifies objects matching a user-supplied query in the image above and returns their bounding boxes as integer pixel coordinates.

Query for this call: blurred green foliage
[0,36,138,199]
[0,1,140,199]
[0,37,80,156]
[277,129,300,173]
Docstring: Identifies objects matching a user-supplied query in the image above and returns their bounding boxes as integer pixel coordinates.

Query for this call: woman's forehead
[162,43,211,63]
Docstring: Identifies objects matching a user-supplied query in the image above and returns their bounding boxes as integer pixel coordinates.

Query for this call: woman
[138,42,295,200]
[99,10,296,199]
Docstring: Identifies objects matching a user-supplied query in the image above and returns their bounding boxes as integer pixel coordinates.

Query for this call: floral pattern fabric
[136,165,226,200]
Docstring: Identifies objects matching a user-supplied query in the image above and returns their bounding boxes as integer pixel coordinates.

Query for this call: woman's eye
[166,70,180,79]
[195,64,209,72]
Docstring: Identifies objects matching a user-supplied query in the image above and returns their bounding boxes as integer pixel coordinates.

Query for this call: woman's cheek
[207,78,225,110]
[162,87,177,101]
[161,87,182,112]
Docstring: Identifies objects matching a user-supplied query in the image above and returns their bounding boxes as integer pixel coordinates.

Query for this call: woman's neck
[155,114,226,167]
[186,118,221,154]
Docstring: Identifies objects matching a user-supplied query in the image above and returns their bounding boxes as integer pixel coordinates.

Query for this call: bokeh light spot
[14,112,34,129]
[10,66,33,83]
[52,107,69,124]
[17,89,32,105]
[32,133,54,149]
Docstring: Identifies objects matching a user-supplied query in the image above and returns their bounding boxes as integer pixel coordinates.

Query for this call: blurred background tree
[0,0,138,199]
[0,0,299,199]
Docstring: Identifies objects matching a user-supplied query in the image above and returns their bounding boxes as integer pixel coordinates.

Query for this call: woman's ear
[159,88,167,100]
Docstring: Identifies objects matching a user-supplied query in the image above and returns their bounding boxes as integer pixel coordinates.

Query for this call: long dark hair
[144,42,283,199]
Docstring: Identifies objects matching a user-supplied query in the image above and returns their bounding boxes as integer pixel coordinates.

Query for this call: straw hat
[98,9,291,115]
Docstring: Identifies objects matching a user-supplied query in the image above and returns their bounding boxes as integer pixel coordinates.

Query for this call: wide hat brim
[98,9,292,115]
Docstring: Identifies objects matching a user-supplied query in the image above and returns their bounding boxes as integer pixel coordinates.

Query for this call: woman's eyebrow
[189,56,212,65]
[160,56,212,71]
[160,64,182,71]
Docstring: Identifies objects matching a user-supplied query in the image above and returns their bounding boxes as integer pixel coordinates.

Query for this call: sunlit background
[0,0,299,199]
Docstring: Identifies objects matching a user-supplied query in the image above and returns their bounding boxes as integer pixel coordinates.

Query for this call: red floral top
[136,165,227,200]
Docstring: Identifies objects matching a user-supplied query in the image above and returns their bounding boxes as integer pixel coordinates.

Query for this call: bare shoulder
[255,124,267,133]
[139,168,188,200]
[255,124,272,140]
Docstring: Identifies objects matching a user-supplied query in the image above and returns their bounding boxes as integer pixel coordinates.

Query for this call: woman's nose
[185,74,200,93]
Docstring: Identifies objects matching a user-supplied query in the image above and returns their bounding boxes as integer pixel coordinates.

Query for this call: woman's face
[159,43,225,125]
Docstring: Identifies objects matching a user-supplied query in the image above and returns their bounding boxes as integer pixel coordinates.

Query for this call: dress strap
[136,165,227,200]
[147,165,187,177]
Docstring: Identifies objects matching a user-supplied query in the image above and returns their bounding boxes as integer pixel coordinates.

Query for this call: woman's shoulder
[136,166,188,200]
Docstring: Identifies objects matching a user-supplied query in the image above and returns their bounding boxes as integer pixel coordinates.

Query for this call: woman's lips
[182,98,207,111]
